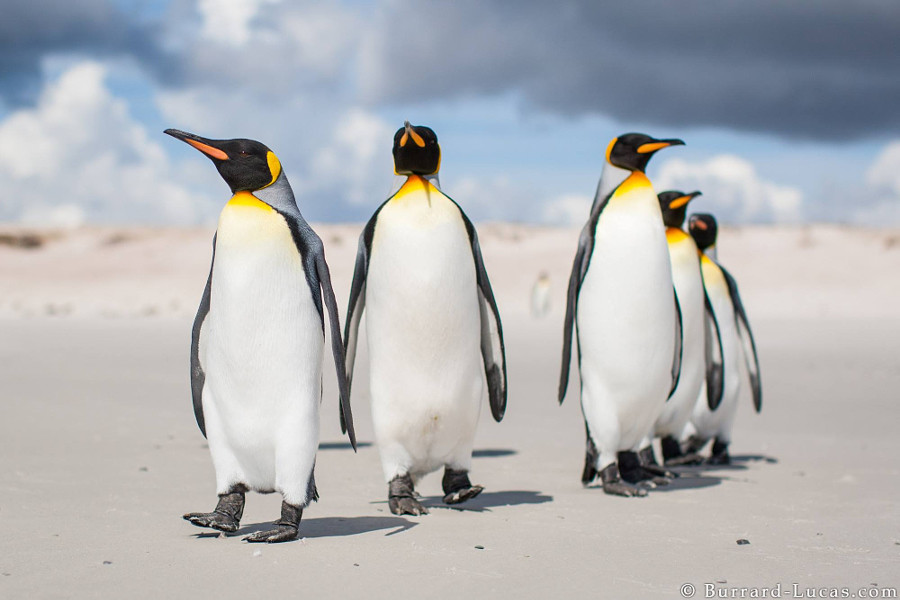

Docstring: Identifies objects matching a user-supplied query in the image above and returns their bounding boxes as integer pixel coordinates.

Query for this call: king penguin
[649,191,725,468]
[164,129,356,543]
[344,122,507,516]
[559,133,684,497]
[682,213,762,464]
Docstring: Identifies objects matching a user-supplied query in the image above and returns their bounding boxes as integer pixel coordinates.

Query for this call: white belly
[200,195,323,503]
[365,183,483,479]
[577,193,675,453]
[655,234,706,436]
[689,258,742,441]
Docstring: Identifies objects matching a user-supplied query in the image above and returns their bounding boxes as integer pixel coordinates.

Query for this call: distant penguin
[531,271,552,318]
[559,133,684,497]
[344,122,507,516]
[650,192,725,468]
[682,213,762,464]
[165,129,356,543]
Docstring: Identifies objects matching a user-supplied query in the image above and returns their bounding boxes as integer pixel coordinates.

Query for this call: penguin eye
[238,150,250,157]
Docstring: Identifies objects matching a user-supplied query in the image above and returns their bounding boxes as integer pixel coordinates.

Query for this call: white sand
[0,225,898,598]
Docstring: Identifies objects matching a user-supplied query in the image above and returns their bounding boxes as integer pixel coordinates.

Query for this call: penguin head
[392,122,440,176]
[164,129,282,194]
[658,190,702,228]
[688,213,718,251]
[605,133,684,172]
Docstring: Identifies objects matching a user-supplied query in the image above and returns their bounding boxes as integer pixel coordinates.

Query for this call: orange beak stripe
[693,220,708,231]
[636,141,672,154]
[186,138,228,160]
[669,195,693,209]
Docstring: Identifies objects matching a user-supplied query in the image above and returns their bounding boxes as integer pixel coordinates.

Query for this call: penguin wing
[344,205,384,397]
[457,209,507,422]
[190,234,216,438]
[279,211,358,450]
[668,288,684,400]
[703,290,725,410]
[558,184,614,404]
[721,267,762,412]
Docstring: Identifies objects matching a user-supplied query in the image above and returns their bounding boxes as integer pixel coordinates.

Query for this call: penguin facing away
[164,129,356,543]
[559,133,685,497]
[344,122,507,516]
[651,191,725,468]
[682,213,762,465]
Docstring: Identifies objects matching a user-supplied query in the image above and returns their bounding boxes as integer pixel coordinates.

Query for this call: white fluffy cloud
[857,141,900,224]
[654,154,804,224]
[0,61,216,226]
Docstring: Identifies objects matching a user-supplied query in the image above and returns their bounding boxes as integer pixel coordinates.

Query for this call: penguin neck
[252,170,302,218]
[593,162,633,209]
[390,173,441,196]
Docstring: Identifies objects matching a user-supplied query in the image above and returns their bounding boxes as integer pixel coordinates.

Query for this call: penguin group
[165,123,762,543]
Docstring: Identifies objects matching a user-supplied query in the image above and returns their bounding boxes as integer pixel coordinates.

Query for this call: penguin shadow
[472,448,517,458]
[643,472,725,493]
[672,454,778,474]
[318,441,374,451]
[422,490,553,513]
[212,516,418,541]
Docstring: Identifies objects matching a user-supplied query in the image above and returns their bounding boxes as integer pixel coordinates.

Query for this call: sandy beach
[1,225,899,598]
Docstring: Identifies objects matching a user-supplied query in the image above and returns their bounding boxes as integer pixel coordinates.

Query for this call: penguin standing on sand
[344,122,507,516]
[559,133,684,497]
[165,129,356,543]
[682,213,762,464]
[650,192,724,467]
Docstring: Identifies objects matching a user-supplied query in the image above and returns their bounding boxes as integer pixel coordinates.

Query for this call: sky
[1,0,899,228]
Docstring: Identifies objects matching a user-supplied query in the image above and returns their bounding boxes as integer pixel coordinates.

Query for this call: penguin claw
[706,452,731,466]
[641,464,679,479]
[389,496,429,516]
[243,525,298,543]
[443,485,484,505]
[601,481,648,498]
[183,511,239,533]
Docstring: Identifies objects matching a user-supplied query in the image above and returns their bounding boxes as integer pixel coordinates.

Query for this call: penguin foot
[581,435,600,485]
[444,486,484,505]
[389,496,429,516]
[183,490,245,533]
[664,453,705,467]
[441,468,483,505]
[637,446,679,479]
[389,474,428,516]
[707,439,731,465]
[599,464,648,498]
[243,501,302,544]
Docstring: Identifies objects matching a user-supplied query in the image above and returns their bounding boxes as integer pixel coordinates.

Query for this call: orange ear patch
[186,138,228,160]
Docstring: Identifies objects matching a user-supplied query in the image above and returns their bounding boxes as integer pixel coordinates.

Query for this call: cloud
[653,155,804,224]
[0,61,217,225]
[359,1,900,141]
[541,194,592,226]
[857,141,900,224]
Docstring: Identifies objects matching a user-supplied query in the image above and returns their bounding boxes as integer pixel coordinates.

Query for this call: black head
[605,133,684,172]
[658,190,702,228]
[688,213,718,251]
[392,122,440,176]
[164,129,282,194]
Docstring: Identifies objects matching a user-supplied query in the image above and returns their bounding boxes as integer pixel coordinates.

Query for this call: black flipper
[343,202,386,397]
[703,290,725,411]
[457,209,507,422]
[190,233,215,438]
[558,182,614,404]
[278,210,357,450]
[668,288,684,400]
[720,267,762,412]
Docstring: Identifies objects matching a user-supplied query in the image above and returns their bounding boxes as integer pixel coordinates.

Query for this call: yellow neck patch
[666,227,690,243]
[227,191,273,211]
[392,175,439,201]
[613,170,651,198]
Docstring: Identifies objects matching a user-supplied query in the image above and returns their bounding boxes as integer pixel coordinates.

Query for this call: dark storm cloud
[0,0,162,105]
[361,0,900,141]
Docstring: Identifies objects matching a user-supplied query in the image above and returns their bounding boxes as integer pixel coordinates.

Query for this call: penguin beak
[669,191,702,210]
[164,129,229,161]
[637,138,685,154]
[399,121,425,148]
[692,218,708,231]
